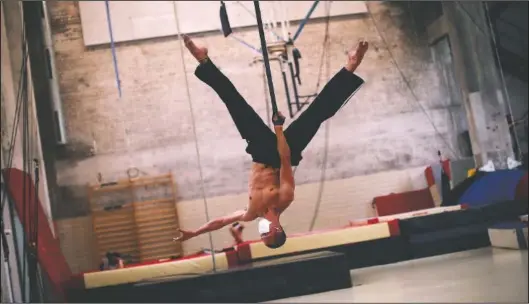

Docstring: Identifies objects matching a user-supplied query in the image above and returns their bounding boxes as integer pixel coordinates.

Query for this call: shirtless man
[174,35,368,249]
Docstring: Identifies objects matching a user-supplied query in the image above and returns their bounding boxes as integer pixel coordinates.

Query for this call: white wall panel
[79,1,367,46]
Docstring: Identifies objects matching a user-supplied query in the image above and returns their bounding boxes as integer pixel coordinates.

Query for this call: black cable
[0,47,29,212]
[21,57,29,303]
[455,1,522,160]
[33,159,44,302]
[0,215,14,301]
[32,160,39,253]
[254,1,279,115]
[0,13,45,301]
[313,7,332,93]
[20,18,38,299]
[0,24,30,214]
[262,64,272,129]
[0,219,9,261]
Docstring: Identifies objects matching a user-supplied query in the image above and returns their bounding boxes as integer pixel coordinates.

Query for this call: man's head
[258,217,287,249]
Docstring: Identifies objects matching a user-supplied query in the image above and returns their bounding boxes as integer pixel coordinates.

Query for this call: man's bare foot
[183,35,208,63]
[345,40,369,72]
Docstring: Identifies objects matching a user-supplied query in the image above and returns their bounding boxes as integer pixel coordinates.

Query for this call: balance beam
[82,252,232,289]
[237,220,400,262]
[68,220,401,294]
[350,205,467,226]
[399,200,528,235]
[69,251,352,303]
[397,200,528,258]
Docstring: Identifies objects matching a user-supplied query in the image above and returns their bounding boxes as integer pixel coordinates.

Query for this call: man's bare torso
[248,163,291,216]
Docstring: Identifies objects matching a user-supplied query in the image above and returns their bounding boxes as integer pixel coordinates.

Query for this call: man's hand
[172,210,252,243]
[273,111,286,126]
[173,228,196,242]
[229,222,245,245]
[345,40,369,72]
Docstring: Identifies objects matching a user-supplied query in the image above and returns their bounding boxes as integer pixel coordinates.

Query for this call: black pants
[195,60,364,167]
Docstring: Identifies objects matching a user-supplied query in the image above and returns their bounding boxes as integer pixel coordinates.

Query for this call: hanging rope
[444,2,522,162]
[292,1,320,42]
[291,1,333,179]
[482,2,522,160]
[254,1,279,115]
[0,17,30,304]
[229,34,262,55]
[172,2,217,272]
[2,7,43,299]
[0,23,29,214]
[21,46,29,302]
[366,5,461,160]
[21,26,42,301]
[32,159,44,302]
[308,1,332,232]
[104,0,122,98]
[263,64,272,128]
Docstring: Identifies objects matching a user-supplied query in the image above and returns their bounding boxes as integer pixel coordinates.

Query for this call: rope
[18,24,39,298]
[482,2,522,160]
[292,1,320,41]
[104,0,122,98]
[0,25,29,214]
[366,5,461,160]
[292,1,333,182]
[228,34,262,55]
[263,64,272,128]
[308,1,332,232]
[21,50,29,301]
[254,1,279,115]
[453,2,522,161]
[172,2,217,272]
[0,15,30,303]
[33,159,44,302]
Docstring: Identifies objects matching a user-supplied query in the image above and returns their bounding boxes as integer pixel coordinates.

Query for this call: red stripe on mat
[387,219,401,236]
[367,218,380,224]
[225,249,239,268]
[236,242,252,264]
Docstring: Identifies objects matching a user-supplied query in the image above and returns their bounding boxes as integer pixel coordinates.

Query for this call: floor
[268,248,528,303]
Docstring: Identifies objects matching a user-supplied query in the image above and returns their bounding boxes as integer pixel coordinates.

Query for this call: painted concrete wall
[442,2,515,168]
[504,73,528,155]
[48,1,460,222]
[495,2,528,156]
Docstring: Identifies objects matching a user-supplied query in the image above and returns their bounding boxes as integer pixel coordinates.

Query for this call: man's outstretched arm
[174,209,254,242]
[273,112,295,203]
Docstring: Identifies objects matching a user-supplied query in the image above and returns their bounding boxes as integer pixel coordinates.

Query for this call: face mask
[258,218,272,235]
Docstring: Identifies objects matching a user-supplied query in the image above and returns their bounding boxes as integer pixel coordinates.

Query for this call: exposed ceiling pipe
[41,2,68,145]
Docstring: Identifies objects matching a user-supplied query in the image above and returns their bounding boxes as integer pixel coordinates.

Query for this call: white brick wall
[55,216,98,274]
[48,1,456,217]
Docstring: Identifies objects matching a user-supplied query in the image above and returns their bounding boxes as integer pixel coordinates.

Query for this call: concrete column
[442,1,514,169]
